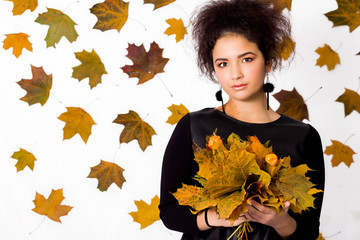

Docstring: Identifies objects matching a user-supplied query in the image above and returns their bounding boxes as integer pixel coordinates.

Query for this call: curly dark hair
[191,0,292,82]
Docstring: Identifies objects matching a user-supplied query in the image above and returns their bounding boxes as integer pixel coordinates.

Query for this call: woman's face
[212,33,271,103]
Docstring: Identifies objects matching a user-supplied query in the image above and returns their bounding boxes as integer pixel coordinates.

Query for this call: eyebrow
[214,51,257,63]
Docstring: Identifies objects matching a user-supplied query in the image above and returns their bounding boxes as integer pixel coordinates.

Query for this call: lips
[232,84,248,90]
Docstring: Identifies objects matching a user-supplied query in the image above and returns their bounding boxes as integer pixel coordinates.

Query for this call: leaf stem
[84,97,99,110]
[156,75,173,97]
[128,17,147,31]
[29,216,46,235]
[50,91,63,105]
[344,134,355,146]
[172,3,191,27]
[112,145,122,163]
[63,1,80,13]
[304,87,322,103]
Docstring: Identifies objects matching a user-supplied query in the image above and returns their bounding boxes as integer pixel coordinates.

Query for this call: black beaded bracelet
[204,208,214,228]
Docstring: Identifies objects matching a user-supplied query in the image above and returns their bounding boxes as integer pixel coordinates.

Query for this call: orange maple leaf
[273,88,309,121]
[166,103,189,125]
[324,140,356,167]
[88,160,126,191]
[17,65,52,106]
[129,195,160,229]
[121,42,169,84]
[113,110,156,151]
[325,0,360,32]
[32,189,73,222]
[336,88,360,116]
[11,148,36,172]
[144,0,176,10]
[164,18,188,42]
[90,0,129,32]
[5,0,37,15]
[3,33,33,58]
[58,107,96,143]
[315,44,341,71]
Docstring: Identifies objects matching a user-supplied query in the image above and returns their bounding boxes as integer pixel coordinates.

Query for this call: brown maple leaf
[11,148,36,172]
[129,195,160,229]
[336,88,360,116]
[3,33,33,58]
[90,0,129,32]
[72,49,107,89]
[88,160,126,191]
[58,107,96,143]
[324,140,356,167]
[164,18,188,42]
[264,0,292,12]
[166,104,189,125]
[121,42,169,84]
[113,110,156,151]
[315,44,341,71]
[325,0,360,32]
[17,65,52,106]
[144,0,176,10]
[5,0,37,15]
[32,189,73,222]
[273,88,309,121]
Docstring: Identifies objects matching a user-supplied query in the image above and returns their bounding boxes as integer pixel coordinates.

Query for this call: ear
[265,59,272,73]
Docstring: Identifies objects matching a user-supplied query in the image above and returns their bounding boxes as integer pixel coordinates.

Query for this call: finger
[250,199,266,212]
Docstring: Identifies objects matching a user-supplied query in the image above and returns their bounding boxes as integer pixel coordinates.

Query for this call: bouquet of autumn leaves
[173,133,321,240]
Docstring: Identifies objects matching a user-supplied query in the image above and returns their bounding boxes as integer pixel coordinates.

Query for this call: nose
[231,64,243,80]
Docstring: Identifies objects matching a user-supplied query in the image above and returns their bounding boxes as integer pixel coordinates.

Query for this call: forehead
[212,34,260,55]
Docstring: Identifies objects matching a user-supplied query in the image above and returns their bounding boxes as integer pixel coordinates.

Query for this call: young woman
[159,0,325,239]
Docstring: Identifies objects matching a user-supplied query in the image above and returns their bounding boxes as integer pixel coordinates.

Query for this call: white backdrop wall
[0,0,359,239]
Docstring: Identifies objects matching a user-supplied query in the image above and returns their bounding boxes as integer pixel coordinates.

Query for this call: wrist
[274,215,297,238]
[204,208,215,228]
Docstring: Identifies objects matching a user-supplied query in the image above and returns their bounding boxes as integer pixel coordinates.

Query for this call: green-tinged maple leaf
[336,88,360,116]
[129,195,160,229]
[166,104,189,125]
[90,0,129,32]
[144,0,176,10]
[164,18,187,42]
[11,148,36,172]
[273,88,309,121]
[88,160,125,191]
[325,0,360,32]
[72,49,107,89]
[121,42,169,84]
[5,0,37,15]
[315,44,341,71]
[35,8,78,48]
[3,33,32,58]
[113,110,156,151]
[324,140,356,167]
[17,65,52,106]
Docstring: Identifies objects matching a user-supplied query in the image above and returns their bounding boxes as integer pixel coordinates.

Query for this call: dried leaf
[129,195,160,229]
[32,189,73,222]
[90,0,129,32]
[324,140,356,167]
[166,104,189,125]
[164,18,187,42]
[336,88,360,116]
[273,88,309,121]
[88,160,126,191]
[264,0,292,12]
[5,0,37,15]
[317,233,325,240]
[144,0,176,10]
[279,37,295,60]
[325,0,360,32]
[121,42,169,84]
[3,33,32,58]
[17,65,52,106]
[11,148,36,172]
[315,44,340,71]
[35,8,78,48]
[113,110,156,151]
[72,49,107,89]
[58,107,96,143]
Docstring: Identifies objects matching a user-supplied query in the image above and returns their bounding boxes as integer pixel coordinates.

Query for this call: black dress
[159,108,325,240]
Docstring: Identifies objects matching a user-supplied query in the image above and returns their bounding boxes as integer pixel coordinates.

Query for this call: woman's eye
[242,57,253,63]
[218,62,227,67]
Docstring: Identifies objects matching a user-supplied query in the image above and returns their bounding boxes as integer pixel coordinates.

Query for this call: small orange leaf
[11,148,36,172]
[5,0,37,15]
[58,107,96,143]
[164,18,187,42]
[88,160,126,191]
[129,195,160,229]
[273,88,309,121]
[32,189,73,223]
[144,0,176,10]
[166,104,189,125]
[315,44,340,71]
[336,88,360,116]
[3,33,33,58]
[324,140,356,167]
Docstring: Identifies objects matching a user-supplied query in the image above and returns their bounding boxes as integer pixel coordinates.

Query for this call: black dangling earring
[215,88,226,115]
[263,73,274,111]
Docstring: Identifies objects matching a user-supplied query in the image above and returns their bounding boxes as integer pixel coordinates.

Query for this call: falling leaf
[336,88,360,116]
[279,37,295,60]
[325,0,360,32]
[32,189,73,223]
[5,0,37,15]
[3,33,33,58]
[113,110,156,151]
[88,160,126,191]
[121,42,169,84]
[35,8,78,48]
[58,107,96,143]
[164,18,187,42]
[144,0,176,10]
[17,65,52,106]
[264,0,292,12]
[324,140,356,167]
[317,233,325,240]
[90,0,129,32]
[11,148,36,172]
[315,44,340,71]
[129,195,160,229]
[273,88,309,121]
[72,49,107,89]
[166,104,189,125]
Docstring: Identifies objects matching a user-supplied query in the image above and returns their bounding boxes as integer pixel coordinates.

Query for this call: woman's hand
[197,208,246,231]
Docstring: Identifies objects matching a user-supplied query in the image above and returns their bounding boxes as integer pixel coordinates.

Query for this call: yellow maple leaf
[164,18,188,42]
[3,33,32,58]
[247,136,273,168]
[279,37,295,60]
[324,140,356,167]
[144,0,176,10]
[336,88,360,116]
[317,233,325,240]
[11,148,36,172]
[5,0,37,15]
[129,195,160,229]
[315,44,341,71]
[88,160,126,191]
[90,0,129,32]
[32,189,73,223]
[166,104,189,125]
[58,107,96,143]
[325,0,360,32]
